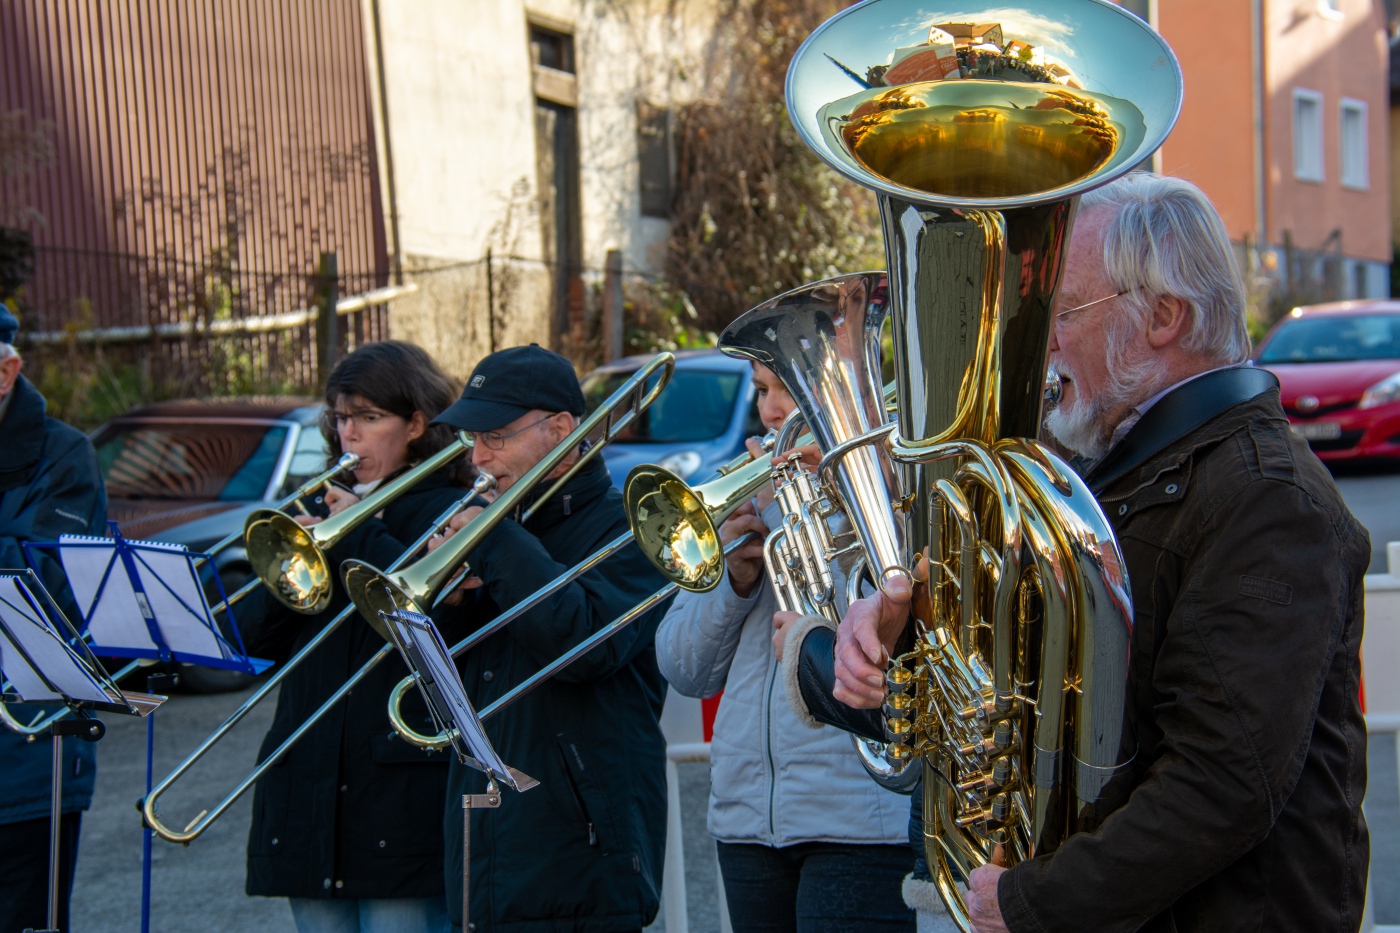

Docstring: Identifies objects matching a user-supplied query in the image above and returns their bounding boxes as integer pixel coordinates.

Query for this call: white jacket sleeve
[653,578,761,699]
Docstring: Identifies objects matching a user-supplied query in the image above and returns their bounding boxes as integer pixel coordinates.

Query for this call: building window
[1117,0,1151,23]
[637,101,673,219]
[1292,89,1324,183]
[530,25,574,74]
[1340,98,1368,190]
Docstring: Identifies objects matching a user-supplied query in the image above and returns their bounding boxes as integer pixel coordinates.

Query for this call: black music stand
[378,608,537,933]
[0,569,164,933]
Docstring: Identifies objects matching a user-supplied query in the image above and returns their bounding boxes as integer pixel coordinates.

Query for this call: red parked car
[1254,300,1400,462]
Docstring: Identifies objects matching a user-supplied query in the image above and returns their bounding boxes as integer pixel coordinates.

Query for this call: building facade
[1145,0,1391,300]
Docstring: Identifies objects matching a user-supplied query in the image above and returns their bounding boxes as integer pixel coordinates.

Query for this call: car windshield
[1257,314,1400,364]
[582,369,742,443]
[94,421,290,500]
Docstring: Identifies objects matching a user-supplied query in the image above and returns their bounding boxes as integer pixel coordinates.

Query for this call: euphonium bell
[758,3,1183,929]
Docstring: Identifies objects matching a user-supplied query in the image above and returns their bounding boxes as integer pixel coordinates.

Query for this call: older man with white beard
[779,173,1371,933]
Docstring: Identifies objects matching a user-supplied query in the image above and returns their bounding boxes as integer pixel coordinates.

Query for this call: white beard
[1045,337,1170,460]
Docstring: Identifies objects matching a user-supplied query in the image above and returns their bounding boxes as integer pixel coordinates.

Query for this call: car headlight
[658,450,703,480]
[1359,372,1400,409]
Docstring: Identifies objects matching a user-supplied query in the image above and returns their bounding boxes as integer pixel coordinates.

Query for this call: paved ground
[1334,465,1400,574]
[53,462,1400,931]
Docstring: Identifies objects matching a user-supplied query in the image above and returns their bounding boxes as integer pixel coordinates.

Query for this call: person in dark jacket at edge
[426,344,671,933]
[774,173,1370,933]
[0,228,109,933]
[243,341,482,933]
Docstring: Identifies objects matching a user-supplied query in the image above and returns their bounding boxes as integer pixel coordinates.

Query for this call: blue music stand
[30,522,271,933]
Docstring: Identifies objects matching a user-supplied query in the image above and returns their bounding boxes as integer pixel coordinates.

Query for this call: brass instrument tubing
[421,535,753,748]
[141,484,485,844]
[195,452,361,571]
[517,363,671,525]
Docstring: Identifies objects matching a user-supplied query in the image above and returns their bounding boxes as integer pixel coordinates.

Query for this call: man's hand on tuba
[832,572,911,709]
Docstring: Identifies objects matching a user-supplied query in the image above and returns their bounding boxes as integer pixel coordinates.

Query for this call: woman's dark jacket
[798,385,1369,933]
[244,470,471,900]
[0,377,107,825]
[440,458,671,932]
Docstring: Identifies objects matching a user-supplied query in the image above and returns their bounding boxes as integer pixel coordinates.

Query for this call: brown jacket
[1000,388,1370,933]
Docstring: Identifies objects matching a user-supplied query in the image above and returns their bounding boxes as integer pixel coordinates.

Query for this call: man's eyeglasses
[1055,289,1131,321]
[465,413,555,450]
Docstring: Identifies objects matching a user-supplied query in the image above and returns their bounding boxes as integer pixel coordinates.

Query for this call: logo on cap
[470,375,486,388]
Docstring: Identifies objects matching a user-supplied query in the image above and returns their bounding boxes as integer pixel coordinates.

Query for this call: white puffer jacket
[654,501,909,846]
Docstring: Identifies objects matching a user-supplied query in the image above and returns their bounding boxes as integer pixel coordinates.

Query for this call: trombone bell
[624,467,725,592]
[243,509,334,614]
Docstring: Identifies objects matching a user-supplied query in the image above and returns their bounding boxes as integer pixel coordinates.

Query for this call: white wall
[366,0,717,377]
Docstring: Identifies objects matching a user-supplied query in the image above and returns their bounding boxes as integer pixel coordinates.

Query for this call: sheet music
[60,536,159,652]
[390,611,515,786]
[58,535,223,661]
[0,576,108,704]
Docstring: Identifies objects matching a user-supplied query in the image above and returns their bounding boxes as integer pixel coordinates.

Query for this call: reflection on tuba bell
[726,2,1183,928]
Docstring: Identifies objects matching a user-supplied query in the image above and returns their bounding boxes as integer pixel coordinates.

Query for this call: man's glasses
[1055,289,1132,321]
[465,413,555,450]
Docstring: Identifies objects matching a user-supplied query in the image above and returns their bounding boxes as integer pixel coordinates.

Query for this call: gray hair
[0,343,17,360]
[1079,172,1250,365]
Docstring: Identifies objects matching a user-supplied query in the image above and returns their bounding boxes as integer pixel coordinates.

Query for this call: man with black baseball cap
[430,344,671,932]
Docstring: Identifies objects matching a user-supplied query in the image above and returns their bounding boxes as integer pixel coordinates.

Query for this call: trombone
[244,435,474,614]
[339,352,678,627]
[140,470,496,844]
[384,423,793,748]
[143,350,678,844]
[0,454,363,739]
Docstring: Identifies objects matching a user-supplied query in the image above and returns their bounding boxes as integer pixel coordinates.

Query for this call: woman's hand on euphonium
[719,501,768,598]
[832,572,912,709]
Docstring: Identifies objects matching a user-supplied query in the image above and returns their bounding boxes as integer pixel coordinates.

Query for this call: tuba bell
[724,2,1183,928]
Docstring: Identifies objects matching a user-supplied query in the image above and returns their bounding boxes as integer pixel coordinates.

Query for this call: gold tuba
[726,2,1183,928]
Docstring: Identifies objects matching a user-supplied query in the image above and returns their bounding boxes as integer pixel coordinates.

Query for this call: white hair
[0,343,16,360]
[1079,172,1250,365]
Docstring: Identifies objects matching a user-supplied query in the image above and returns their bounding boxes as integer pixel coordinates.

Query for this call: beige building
[1135,0,1392,300]
[365,0,718,377]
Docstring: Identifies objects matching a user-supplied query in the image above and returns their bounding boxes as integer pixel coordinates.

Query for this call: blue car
[581,350,763,489]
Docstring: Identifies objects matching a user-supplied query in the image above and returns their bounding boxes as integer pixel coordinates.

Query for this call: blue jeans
[716,841,915,933]
[288,896,451,933]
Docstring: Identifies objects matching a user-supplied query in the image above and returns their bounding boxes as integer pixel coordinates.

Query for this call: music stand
[378,608,537,933]
[0,569,164,933]
[34,523,271,933]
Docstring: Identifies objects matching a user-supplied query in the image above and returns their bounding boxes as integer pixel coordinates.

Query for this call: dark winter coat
[244,470,472,900]
[0,376,107,825]
[440,457,671,932]
[794,380,1369,933]
[998,386,1370,933]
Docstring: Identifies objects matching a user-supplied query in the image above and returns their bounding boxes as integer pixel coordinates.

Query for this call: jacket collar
[514,456,612,531]
[1095,387,1286,500]
[0,377,47,492]
[1086,366,1278,494]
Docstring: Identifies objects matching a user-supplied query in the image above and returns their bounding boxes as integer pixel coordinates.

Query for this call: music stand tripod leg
[34,717,104,933]
[461,780,501,933]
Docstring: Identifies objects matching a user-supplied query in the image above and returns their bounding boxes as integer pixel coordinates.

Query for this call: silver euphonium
[722,2,1183,928]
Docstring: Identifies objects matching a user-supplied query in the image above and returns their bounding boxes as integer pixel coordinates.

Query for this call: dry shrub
[663,0,883,333]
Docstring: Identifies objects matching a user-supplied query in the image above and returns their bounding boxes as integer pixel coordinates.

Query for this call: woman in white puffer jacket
[654,362,914,933]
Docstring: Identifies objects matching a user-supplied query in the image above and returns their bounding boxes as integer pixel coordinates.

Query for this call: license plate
[1292,421,1342,441]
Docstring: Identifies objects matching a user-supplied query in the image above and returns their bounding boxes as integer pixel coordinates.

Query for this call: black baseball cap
[434,344,586,432]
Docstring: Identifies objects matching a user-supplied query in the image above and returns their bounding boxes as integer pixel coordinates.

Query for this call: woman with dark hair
[242,341,477,933]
